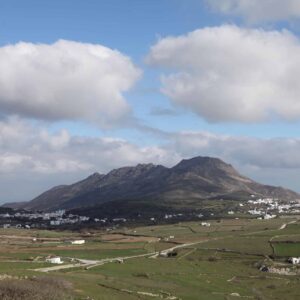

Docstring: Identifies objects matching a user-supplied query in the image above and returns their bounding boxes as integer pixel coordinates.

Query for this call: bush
[208,256,218,262]
[0,276,74,300]
[132,272,149,278]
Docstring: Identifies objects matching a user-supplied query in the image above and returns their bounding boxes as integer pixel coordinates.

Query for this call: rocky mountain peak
[106,163,159,178]
[4,156,299,211]
[173,156,235,174]
[87,172,103,179]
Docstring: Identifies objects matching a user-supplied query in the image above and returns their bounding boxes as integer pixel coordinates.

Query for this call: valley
[1,156,300,299]
[0,216,299,299]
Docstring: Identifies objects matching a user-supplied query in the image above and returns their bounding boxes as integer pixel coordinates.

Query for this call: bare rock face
[4,156,299,211]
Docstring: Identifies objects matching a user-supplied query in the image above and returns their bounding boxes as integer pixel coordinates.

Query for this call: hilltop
[4,156,299,215]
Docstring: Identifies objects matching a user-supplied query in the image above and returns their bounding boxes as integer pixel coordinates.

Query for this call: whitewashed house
[263,214,277,220]
[46,256,63,264]
[71,239,85,245]
[201,222,211,227]
[289,257,300,265]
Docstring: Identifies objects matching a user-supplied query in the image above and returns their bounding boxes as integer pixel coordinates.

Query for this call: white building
[71,239,85,245]
[264,214,277,220]
[289,257,300,265]
[46,256,63,264]
[201,222,211,227]
[248,209,262,215]
[50,220,61,226]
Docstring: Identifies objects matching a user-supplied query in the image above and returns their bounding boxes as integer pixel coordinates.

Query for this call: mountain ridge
[3,156,299,212]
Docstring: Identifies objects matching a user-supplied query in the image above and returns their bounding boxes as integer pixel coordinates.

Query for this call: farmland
[0,217,299,299]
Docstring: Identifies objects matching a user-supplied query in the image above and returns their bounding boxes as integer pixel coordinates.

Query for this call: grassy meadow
[0,217,299,299]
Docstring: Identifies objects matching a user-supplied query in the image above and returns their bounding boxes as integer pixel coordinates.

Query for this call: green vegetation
[0,217,299,299]
[274,243,300,257]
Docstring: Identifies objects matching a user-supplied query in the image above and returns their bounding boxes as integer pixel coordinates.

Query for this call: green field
[273,243,300,257]
[0,217,299,299]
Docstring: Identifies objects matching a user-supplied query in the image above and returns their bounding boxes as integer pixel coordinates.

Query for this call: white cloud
[207,0,300,23]
[171,131,300,169]
[0,117,177,176]
[0,153,31,172]
[0,40,141,127]
[147,25,300,123]
[0,117,179,202]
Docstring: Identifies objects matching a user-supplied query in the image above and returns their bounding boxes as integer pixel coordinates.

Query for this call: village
[0,210,96,229]
[245,196,300,219]
[1,196,300,230]
[0,208,212,229]
[0,209,187,229]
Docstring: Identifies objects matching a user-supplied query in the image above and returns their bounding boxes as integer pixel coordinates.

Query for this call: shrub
[0,276,74,300]
[208,256,218,262]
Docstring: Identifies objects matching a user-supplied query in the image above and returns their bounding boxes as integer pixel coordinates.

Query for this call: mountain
[4,156,299,212]
[3,172,104,211]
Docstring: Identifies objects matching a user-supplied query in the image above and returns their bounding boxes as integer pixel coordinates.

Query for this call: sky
[1,0,300,202]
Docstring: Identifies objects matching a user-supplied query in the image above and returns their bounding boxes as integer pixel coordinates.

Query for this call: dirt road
[33,239,212,272]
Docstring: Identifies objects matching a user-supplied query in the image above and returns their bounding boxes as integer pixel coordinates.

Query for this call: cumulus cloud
[0,117,177,176]
[170,131,300,170]
[0,117,179,202]
[207,0,300,23]
[0,40,141,127]
[147,25,300,123]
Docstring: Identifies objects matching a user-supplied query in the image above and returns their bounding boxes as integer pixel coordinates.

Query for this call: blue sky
[1,0,300,202]
[1,0,299,140]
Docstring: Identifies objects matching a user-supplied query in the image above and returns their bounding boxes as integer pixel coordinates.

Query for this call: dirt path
[241,219,297,238]
[268,220,298,256]
[33,238,216,272]
[150,237,224,258]
[278,220,296,230]
[0,235,61,241]
[32,252,157,272]
[97,282,181,299]
[33,220,299,273]
[33,263,84,272]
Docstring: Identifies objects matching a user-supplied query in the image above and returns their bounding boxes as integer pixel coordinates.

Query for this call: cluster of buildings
[1,208,201,229]
[164,213,183,220]
[0,210,95,229]
[1,195,299,229]
[50,214,90,226]
[246,197,300,219]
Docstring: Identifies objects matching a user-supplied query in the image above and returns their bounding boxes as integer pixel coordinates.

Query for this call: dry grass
[0,276,74,300]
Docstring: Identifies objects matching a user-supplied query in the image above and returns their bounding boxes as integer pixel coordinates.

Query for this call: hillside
[4,156,299,212]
